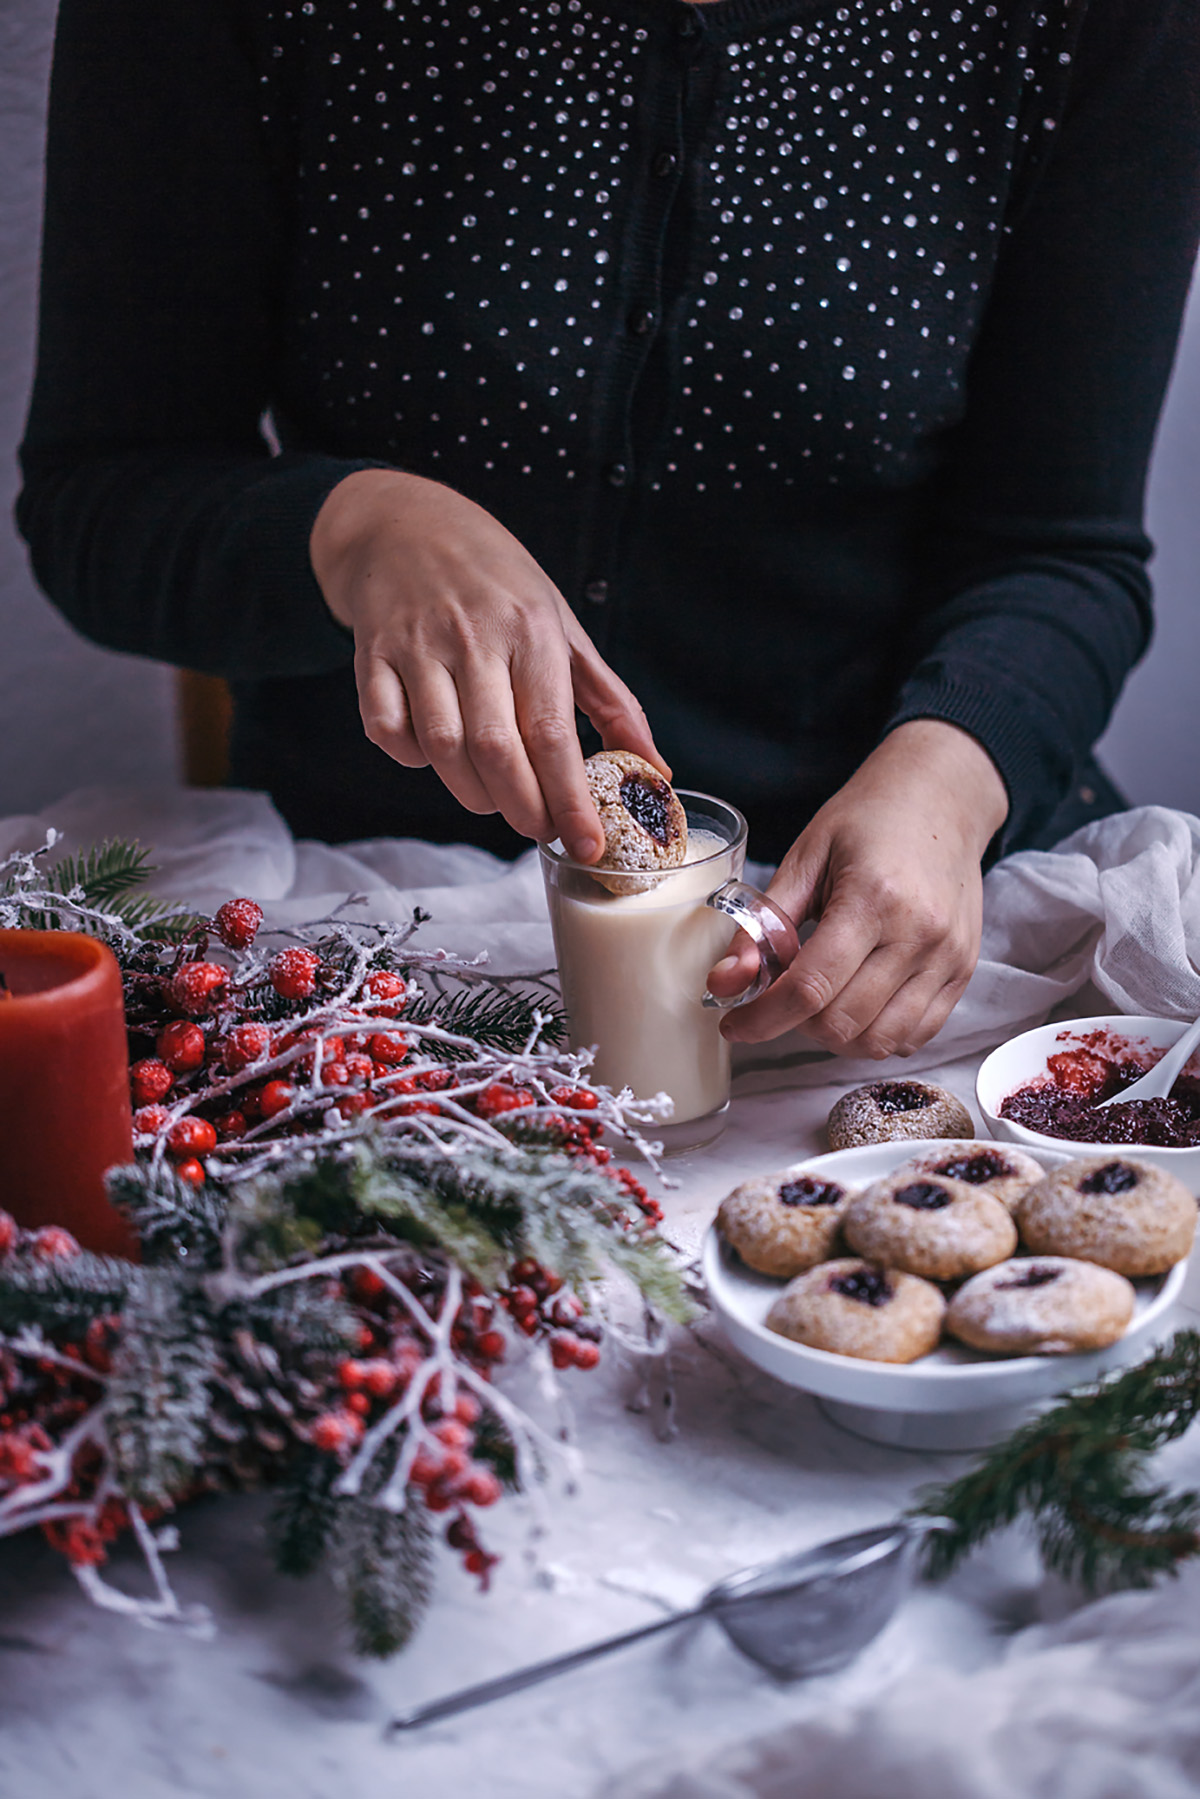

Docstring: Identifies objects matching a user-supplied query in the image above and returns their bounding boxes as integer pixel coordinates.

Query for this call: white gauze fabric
[3,790,1200,1087]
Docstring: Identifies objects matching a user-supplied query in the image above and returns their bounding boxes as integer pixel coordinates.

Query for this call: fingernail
[569,834,601,862]
[711,955,739,980]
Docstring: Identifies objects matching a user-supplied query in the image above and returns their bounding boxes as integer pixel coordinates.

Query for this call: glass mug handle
[701,879,800,1010]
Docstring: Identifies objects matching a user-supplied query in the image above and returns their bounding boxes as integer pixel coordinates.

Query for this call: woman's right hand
[310,468,666,861]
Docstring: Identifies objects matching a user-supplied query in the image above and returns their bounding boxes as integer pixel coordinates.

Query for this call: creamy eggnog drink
[545,824,738,1124]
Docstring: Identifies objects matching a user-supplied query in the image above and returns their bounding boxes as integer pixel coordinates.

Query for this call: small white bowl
[976,1014,1200,1190]
[703,1137,1188,1451]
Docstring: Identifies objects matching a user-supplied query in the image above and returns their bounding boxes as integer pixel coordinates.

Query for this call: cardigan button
[653,150,678,178]
[677,10,700,36]
[584,580,609,605]
[628,308,656,337]
[605,463,629,488]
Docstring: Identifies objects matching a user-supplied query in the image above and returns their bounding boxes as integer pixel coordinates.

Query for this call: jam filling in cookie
[829,1266,893,1306]
[873,1082,930,1115]
[995,1264,1063,1290]
[933,1151,1010,1184]
[619,773,676,845]
[778,1176,844,1208]
[893,1181,952,1211]
[1079,1161,1140,1195]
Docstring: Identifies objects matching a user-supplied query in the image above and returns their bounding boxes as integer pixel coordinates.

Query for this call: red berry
[169,961,227,1016]
[130,1058,173,1106]
[572,1341,601,1371]
[338,1358,367,1390]
[352,1267,387,1300]
[475,1083,535,1119]
[336,1092,372,1119]
[476,1329,507,1362]
[31,1226,80,1261]
[416,1066,456,1092]
[453,1393,481,1424]
[309,1409,363,1454]
[549,1333,580,1370]
[175,1158,206,1186]
[43,1517,107,1566]
[214,1108,248,1140]
[0,1211,16,1257]
[166,1116,218,1159]
[213,897,263,950]
[549,1085,599,1110]
[343,1051,374,1083]
[396,1097,442,1117]
[258,1080,294,1119]
[433,1418,471,1449]
[463,1546,498,1586]
[222,1022,271,1073]
[359,1360,399,1399]
[132,1104,170,1136]
[321,1061,352,1088]
[268,947,319,1000]
[368,1030,409,1066]
[360,969,408,1016]
[464,1467,502,1508]
[156,1019,206,1073]
[345,1391,371,1417]
[0,1433,42,1482]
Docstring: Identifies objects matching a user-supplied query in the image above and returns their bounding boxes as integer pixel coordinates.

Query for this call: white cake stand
[703,1139,1188,1450]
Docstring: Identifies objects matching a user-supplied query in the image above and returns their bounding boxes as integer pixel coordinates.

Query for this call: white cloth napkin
[4,786,1197,1090]
[612,1560,1200,1799]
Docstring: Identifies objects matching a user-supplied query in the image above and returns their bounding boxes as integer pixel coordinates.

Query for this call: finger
[860,968,972,1059]
[721,890,880,1044]
[356,650,425,766]
[455,650,561,843]
[705,927,760,1001]
[511,642,607,859]
[811,955,950,1058]
[404,661,496,815]
[565,623,671,777]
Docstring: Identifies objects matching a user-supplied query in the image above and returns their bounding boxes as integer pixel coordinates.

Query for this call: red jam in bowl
[999,1028,1200,1148]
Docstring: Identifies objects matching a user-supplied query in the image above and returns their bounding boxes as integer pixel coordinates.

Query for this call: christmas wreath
[0,836,691,1654]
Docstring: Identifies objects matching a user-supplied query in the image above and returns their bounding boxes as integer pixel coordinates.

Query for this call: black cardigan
[17,0,1200,857]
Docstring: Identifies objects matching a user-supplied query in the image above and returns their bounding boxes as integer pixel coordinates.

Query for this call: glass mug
[539,793,799,1151]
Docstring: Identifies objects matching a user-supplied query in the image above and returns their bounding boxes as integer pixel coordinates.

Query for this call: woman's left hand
[706,720,1009,1057]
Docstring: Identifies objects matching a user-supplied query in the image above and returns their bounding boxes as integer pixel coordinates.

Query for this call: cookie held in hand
[583,751,687,892]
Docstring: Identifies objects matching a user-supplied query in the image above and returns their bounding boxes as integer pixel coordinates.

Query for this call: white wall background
[0,3,1195,824]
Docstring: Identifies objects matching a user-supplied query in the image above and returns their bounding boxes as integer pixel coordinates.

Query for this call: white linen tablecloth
[3,786,1200,1799]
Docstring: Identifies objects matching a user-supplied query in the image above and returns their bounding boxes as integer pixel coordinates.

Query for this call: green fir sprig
[915,1329,1200,1592]
[5,836,199,940]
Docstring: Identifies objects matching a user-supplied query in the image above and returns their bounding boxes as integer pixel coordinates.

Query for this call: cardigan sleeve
[884,0,1200,851]
[14,0,369,681]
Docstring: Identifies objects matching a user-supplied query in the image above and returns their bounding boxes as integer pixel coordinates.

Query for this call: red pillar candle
[0,929,138,1258]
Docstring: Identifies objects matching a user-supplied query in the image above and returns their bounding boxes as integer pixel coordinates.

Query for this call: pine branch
[15,838,198,940]
[107,1162,228,1269]
[327,1446,435,1657]
[914,1329,1200,1592]
[267,1451,343,1578]
[0,1252,141,1336]
[105,1277,217,1508]
[403,983,564,1057]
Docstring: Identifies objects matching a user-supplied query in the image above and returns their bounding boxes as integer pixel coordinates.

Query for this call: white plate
[703,1139,1188,1449]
